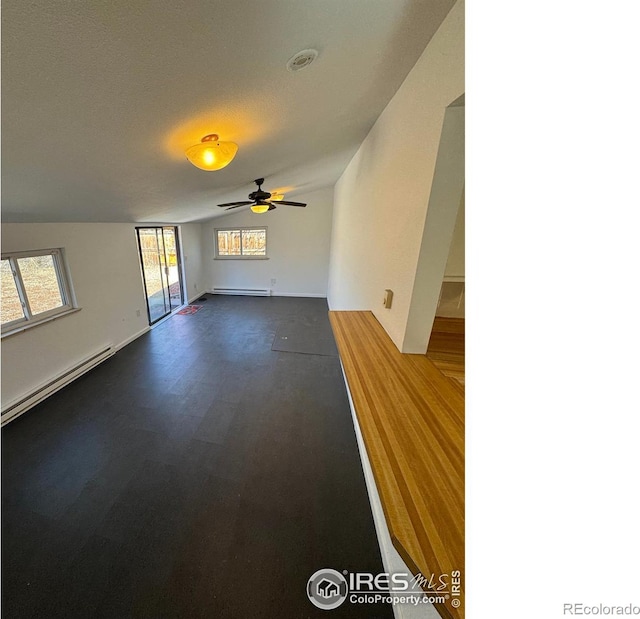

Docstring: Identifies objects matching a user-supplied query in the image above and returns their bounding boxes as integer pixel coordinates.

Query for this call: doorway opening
[402,94,464,353]
[136,227,184,325]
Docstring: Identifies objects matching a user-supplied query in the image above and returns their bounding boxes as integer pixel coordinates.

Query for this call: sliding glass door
[136,227,183,324]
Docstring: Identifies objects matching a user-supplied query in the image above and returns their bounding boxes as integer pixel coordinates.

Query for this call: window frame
[214,226,269,260]
[1,248,78,337]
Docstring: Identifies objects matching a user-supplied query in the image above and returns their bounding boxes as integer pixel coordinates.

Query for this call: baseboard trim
[114,326,151,352]
[2,325,152,426]
[205,289,326,299]
[271,292,327,298]
[2,347,114,426]
[210,287,271,296]
[188,292,206,304]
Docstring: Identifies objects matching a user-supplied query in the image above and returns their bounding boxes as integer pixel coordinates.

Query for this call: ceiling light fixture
[251,200,271,214]
[269,192,284,201]
[185,134,238,171]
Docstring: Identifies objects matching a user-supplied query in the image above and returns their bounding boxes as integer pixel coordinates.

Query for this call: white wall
[327,0,464,350]
[180,223,206,302]
[1,222,202,409]
[201,186,334,297]
[444,187,465,279]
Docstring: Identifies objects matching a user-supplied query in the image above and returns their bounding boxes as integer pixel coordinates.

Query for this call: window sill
[214,256,269,260]
[1,307,82,339]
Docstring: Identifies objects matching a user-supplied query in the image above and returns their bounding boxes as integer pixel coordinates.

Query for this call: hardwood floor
[329,311,464,619]
[2,296,392,619]
[427,316,465,390]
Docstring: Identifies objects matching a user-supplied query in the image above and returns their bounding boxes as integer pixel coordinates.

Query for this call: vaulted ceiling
[2,0,455,223]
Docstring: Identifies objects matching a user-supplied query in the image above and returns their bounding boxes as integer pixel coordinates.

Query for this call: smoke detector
[286,49,318,72]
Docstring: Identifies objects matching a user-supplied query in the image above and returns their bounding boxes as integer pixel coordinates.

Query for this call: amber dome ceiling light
[185,134,238,171]
[250,200,271,214]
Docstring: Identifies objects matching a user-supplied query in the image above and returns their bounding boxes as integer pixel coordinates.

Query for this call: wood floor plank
[427,317,465,389]
[329,311,465,619]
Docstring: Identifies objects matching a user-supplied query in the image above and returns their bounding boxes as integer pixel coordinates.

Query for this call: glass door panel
[137,227,183,324]
[162,228,183,311]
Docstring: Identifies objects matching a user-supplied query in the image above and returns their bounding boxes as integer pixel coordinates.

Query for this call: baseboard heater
[211,287,271,297]
[1,346,114,426]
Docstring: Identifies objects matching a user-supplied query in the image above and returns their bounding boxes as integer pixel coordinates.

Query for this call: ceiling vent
[286,49,318,72]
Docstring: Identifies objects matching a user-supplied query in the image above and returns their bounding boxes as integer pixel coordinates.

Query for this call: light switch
[383,289,393,309]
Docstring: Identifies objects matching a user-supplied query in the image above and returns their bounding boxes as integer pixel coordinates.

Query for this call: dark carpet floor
[1,295,392,618]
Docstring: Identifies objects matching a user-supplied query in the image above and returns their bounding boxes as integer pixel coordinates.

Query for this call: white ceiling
[1,0,455,223]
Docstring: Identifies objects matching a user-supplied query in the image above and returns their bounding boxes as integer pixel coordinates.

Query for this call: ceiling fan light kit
[218,179,307,213]
[250,201,272,214]
[185,134,238,171]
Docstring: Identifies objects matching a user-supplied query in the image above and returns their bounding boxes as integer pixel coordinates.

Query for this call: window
[1,249,76,336]
[215,227,267,259]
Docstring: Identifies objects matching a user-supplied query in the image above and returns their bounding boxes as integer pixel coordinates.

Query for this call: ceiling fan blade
[225,203,251,210]
[275,200,306,207]
[268,204,277,211]
[217,201,253,208]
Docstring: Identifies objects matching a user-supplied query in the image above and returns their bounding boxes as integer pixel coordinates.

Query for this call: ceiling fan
[217,178,307,213]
